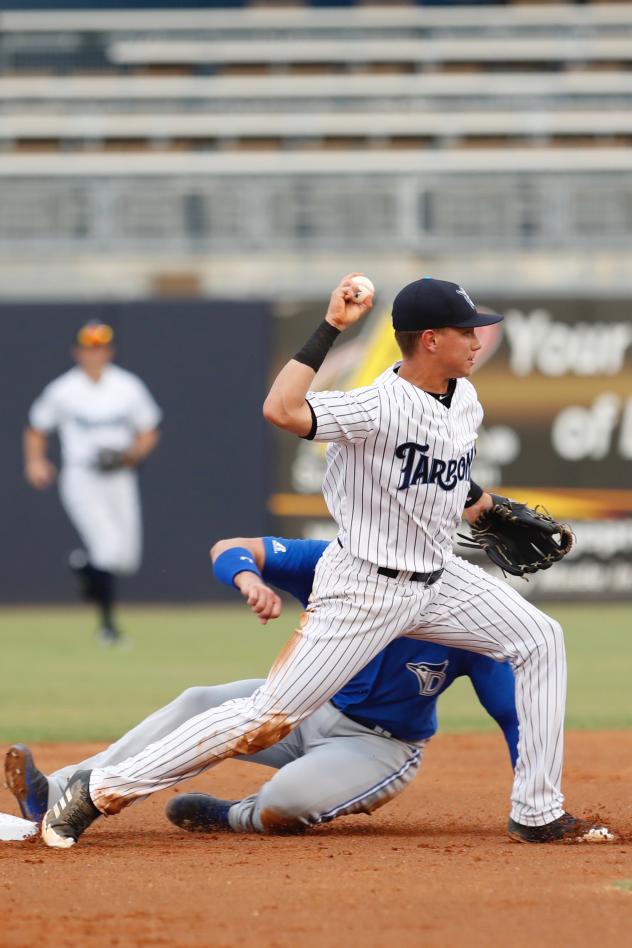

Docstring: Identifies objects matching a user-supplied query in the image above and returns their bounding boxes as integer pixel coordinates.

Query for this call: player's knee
[93,543,139,575]
[177,683,260,717]
[255,777,310,834]
[178,686,213,716]
[509,612,564,670]
[541,616,564,651]
[519,615,564,665]
[115,547,141,575]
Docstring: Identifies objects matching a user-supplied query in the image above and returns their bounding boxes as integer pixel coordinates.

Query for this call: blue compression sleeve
[494,710,520,770]
[468,657,519,769]
[213,548,262,589]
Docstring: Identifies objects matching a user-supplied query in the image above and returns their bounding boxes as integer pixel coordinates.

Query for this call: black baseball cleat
[508,813,615,844]
[41,770,101,849]
[4,744,49,824]
[166,793,236,833]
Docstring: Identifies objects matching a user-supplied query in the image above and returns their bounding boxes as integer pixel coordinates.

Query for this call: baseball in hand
[350,276,375,303]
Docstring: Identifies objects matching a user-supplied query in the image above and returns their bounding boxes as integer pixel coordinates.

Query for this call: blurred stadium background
[0,0,630,740]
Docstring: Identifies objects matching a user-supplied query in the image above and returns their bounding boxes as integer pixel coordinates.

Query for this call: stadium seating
[1,2,631,295]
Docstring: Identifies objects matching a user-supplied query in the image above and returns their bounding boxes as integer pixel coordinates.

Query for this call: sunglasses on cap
[76,323,114,348]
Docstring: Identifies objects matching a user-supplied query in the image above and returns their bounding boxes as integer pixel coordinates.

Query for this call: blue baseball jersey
[260,537,518,765]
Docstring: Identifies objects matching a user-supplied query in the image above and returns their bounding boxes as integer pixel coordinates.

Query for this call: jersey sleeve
[28,381,62,433]
[467,654,519,769]
[304,386,379,443]
[261,537,329,608]
[129,378,162,433]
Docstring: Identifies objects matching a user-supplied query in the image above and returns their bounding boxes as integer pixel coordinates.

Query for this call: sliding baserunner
[6,534,517,835]
[39,275,613,846]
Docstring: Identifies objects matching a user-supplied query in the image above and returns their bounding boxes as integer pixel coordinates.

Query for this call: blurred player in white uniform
[23,322,162,643]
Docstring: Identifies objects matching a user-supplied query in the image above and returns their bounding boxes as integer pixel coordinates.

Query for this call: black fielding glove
[459,493,575,578]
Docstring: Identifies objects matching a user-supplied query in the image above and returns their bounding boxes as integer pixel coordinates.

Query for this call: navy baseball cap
[392,278,503,331]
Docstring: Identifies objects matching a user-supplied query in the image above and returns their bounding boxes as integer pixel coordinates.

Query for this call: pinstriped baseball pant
[89,542,565,827]
[47,681,423,833]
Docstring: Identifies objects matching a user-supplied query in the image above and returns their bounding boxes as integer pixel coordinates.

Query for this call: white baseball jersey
[29,364,161,467]
[305,364,483,572]
[46,359,567,841]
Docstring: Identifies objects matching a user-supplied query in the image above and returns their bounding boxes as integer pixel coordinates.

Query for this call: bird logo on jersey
[406,660,449,696]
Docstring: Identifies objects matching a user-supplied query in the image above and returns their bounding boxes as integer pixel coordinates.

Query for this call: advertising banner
[269,296,632,600]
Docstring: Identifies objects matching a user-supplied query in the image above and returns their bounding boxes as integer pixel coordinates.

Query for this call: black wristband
[293,320,341,373]
[464,479,484,508]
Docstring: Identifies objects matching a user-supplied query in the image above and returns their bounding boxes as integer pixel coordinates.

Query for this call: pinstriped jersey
[305,364,483,572]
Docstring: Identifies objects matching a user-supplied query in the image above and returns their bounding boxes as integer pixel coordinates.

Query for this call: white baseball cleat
[41,770,101,849]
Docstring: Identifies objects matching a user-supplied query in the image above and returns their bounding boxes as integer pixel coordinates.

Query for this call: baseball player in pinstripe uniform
[6,534,517,833]
[41,275,613,847]
[24,322,161,643]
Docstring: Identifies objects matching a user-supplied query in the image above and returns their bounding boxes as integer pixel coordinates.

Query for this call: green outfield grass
[0,602,630,743]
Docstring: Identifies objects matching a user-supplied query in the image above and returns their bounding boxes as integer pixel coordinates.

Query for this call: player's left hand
[459,493,575,578]
[236,574,283,625]
[325,273,374,331]
[463,491,494,525]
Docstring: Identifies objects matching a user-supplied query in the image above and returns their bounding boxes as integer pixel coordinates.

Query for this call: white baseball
[350,276,375,303]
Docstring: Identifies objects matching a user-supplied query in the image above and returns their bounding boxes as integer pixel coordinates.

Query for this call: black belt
[336,538,442,586]
[377,566,443,586]
[338,708,394,739]
[338,708,421,745]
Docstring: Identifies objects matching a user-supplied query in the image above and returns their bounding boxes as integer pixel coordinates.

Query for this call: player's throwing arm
[263,272,374,435]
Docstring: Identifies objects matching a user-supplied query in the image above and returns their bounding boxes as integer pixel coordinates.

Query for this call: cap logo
[77,323,114,347]
[456,287,476,310]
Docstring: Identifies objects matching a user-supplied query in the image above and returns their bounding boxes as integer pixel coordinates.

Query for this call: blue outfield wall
[0,298,272,603]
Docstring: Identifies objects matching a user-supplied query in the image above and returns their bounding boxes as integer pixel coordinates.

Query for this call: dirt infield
[1,731,630,947]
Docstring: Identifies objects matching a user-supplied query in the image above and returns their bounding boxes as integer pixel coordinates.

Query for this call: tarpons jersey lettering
[396,443,474,491]
[72,414,130,430]
[305,363,484,572]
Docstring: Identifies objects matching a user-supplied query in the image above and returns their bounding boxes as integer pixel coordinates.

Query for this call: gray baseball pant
[47,680,423,833]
